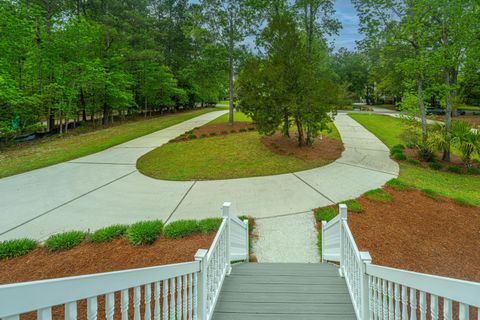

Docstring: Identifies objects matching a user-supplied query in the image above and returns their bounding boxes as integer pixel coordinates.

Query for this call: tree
[200,0,264,124]
[331,48,369,101]
[238,11,335,146]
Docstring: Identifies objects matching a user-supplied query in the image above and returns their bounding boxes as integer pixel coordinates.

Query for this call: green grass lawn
[0,108,219,178]
[208,111,252,124]
[349,113,480,206]
[137,131,336,180]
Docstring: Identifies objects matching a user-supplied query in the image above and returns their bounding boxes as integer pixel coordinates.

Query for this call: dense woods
[0,0,230,138]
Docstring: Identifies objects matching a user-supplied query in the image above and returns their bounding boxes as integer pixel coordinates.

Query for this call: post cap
[360,251,372,263]
[223,202,232,208]
[195,249,208,260]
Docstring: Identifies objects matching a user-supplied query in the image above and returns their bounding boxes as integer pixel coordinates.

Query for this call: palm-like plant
[450,121,480,167]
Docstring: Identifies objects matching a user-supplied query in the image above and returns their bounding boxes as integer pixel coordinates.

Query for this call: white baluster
[145,284,152,320]
[87,297,97,320]
[121,289,129,320]
[370,276,376,319]
[177,276,182,318]
[38,307,52,320]
[419,291,426,320]
[383,280,388,320]
[401,286,408,320]
[170,277,176,319]
[193,272,199,320]
[388,281,394,320]
[154,282,161,320]
[134,286,141,320]
[394,283,400,320]
[105,293,115,320]
[377,277,383,319]
[430,295,438,320]
[459,303,469,320]
[163,279,169,320]
[65,301,77,320]
[183,275,188,319]
[443,298,452,320]
[409,288,417,320]
[368,276,374,319]
[188,274,193,320]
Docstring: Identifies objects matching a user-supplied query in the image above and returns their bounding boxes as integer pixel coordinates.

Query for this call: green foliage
[386,178,408,190]
[447,166,462,174]
[342,200,363,212]
[429,162,443,170]
[198,218,223,233]
[390,144,405,155]
[363,189,393,202]
[467,167,480,175]
[89,225,128,243]
[454,197,475,207]
[407,159,420,165]
[127,220,164,246]
[164,220,200,239]
[44,231,85,252]
[393,152,407,161]
[0,238,37,260]
[315,207,337,222]
[188,134,197,139]
[422,188,440,200]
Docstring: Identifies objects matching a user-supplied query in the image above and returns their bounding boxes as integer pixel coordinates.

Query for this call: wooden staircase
[213,263,356,320]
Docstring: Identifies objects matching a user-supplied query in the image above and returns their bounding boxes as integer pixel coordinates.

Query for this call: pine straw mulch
[339,187,480,282]
[0,233,215,285]
[172,122,256,142]
[261,132,344,161]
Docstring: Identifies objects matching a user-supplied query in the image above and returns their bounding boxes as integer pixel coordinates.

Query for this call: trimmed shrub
[239,128,247,132]
[89,225,128,243]
[200,134,208,138]
[188,134,197,139]
[221,130,228,135]
[393,152,407,161]
[164,220,200,239]
[230,129,237,133]
[429,162,443,171]
[386,178,408,190]
[127,220,163,245]
[447,165,462,174]
[45,231,85,251]
[198,218,223,233]
[390,144,405,155]
[247,127,255,131]
[0,238,37,260]
[209,132,217,136]
[422,188,440,200]
[363,189,392,202]
[315,207,337,222]
[342,199,363,212]
[467,167,480,175]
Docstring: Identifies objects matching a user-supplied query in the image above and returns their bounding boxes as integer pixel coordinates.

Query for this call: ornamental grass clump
[89,225,129,243]
[363,189,393,202]
[164,220,200,239]
[386,178,408,191]
[198,218,222,233]
[127,220,164,245]
[0,238,38,260]
[314,207,337,222]
[342,199,363,212]
[45,231,85,251]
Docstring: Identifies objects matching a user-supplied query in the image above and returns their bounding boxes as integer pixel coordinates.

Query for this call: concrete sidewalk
[0,112,398,245]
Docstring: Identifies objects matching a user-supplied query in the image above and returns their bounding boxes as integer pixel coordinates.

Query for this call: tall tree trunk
[417,73,428,144]
[442,67,454,162]
[283,112,290,137]
[228,46,234,125]
[295,117,305,147]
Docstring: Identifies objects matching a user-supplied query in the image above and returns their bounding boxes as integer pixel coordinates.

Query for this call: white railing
[322,204,480,320]
[0,202,249,320]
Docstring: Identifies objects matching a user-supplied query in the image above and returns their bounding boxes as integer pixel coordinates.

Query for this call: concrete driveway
[0,111,398,241]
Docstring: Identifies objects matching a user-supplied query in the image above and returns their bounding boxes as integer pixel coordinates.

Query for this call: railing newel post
[222,202,232,275]
[339,203,348,277]
[194,249,208,320]
[243,219,249,262]
[321,220,327,263]
[360,251,372,320]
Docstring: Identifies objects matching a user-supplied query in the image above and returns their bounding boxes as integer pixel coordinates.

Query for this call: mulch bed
[261,132,344,161]
[402,148,480,174]
[172,122,256,142]
[345,187,480,282]
[431,115,480,127]
[0,233,215,284]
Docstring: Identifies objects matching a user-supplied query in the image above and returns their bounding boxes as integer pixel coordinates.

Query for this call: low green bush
[467,167,480,175]
[221,130,228,135]
[89,225,128,243]
[386,178,408,190]
[230,129,237,133]
[315,207,337,222]
[127,220,164,245]
[393,152,407,161]
[342,199,363,212]
[0,238,38,260]
[45,231,85,251]
[238,215,254,232]
[407,159,420,165]
[164,220,200,239]
[239,128,247,132]
[447,165,462,174]
[429,162,443,171]
[188,134,197,139]
[422,188,440,200]
[200,134,207,138]
[209,132,217,136]
[198,218,222,233]
[390,144,405,155]
[247,127,255,131]
[363,189,393,202]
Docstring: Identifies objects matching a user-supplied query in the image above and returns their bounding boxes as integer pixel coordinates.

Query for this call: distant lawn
[208,111,252,124]
[349,113,480,206]
[0,108,219,178]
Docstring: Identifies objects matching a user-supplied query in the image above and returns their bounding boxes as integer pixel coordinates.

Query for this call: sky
[329,0,363,51]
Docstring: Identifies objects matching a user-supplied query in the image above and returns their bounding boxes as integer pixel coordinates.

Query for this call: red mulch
[344,187,480,282]
[0,233,214,284]
[261,132,344,161]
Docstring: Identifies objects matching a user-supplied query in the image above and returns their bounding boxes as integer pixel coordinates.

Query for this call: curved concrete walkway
[0,112,398,241]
